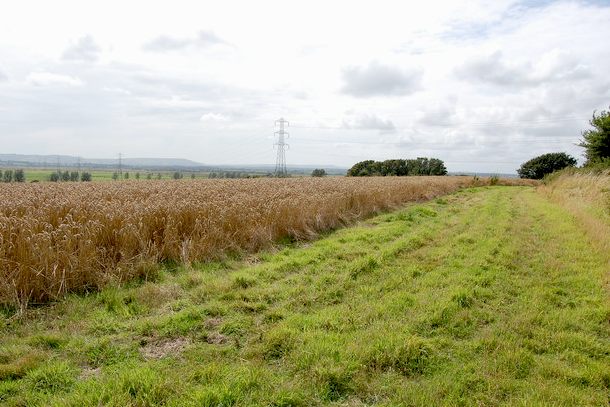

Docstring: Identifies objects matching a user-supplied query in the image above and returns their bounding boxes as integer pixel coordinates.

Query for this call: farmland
[1,176,534,309]
[0,174,608,406]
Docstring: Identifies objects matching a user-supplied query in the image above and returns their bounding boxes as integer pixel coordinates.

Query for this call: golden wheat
[0,176,535,308]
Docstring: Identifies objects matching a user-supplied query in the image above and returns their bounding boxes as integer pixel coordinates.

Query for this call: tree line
[50,171,92,182]
[0,169,26,183]
[347,157,447,177]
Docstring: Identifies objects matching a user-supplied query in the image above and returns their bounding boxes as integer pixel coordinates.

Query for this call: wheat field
[0,176,536,308]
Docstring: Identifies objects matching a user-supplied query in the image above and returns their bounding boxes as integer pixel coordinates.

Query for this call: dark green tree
[348,158,447,177]
[517,152,576,179]
[80,172,92,182]
[70,171,79,182]
[311,168,327,177]
[347,160,378,176]
[49,172,60,182]
[428,158,448,175]
[578,108,610,165]
[2,169,13,182]
[406,158,423,175]
[381,159,408,176]
[14,169,26,182]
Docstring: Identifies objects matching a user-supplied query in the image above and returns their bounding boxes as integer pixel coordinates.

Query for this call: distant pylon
[274,118,289,177]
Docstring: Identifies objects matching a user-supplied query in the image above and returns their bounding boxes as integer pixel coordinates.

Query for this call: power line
[291,115,587,132]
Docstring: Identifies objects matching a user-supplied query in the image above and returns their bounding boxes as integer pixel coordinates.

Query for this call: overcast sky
[1,0,609,173]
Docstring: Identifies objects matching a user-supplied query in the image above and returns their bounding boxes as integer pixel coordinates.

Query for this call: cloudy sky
[1,0,609,173]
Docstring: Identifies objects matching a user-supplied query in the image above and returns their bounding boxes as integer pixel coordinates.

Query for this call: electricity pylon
[274,118,289,177]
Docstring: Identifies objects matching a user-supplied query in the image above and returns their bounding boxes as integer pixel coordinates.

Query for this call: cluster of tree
[112,171,129,180]
[208,171,257,179]
[311,168,327,177]
[517,107,610,179]
[517,153,577,179]
[347,157,447,177]
[0,169,26,183]
[49,171,92,182]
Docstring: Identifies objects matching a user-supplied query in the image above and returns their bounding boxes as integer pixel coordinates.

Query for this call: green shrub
[517,152,576,179]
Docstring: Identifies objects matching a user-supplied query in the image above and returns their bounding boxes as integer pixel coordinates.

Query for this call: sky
[1,0,609,173]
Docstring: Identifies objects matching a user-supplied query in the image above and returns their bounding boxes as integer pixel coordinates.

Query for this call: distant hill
[0,154,205,169]
[0,154,348,174]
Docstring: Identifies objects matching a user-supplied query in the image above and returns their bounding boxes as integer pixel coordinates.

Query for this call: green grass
[1,186,608,406]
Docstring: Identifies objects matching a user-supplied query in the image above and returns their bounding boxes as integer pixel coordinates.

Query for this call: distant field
[0,182,607,406]
[2,169,211,182]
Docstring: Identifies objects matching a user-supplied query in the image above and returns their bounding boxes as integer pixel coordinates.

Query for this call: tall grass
[539,168,610,257]
[0,176,534,308]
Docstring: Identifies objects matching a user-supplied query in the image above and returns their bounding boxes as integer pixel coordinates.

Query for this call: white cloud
[62,35,101,62]
[102,86,131,95]
[455,49,591,87]
[144,30,228,52]
[200,112,229,122]
[341,61,422,97]
[26,72,84,87]
[342,113,396,133]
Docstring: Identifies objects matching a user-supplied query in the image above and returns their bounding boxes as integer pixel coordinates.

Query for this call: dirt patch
[204,317,222,329]
[79,366,101,380]
[140,337,190,359]
[206,332,228,345]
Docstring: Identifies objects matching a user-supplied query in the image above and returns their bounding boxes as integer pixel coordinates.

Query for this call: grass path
[1,186,608,406]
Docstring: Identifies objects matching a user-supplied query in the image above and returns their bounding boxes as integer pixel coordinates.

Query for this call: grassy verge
[1,186,608,406]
